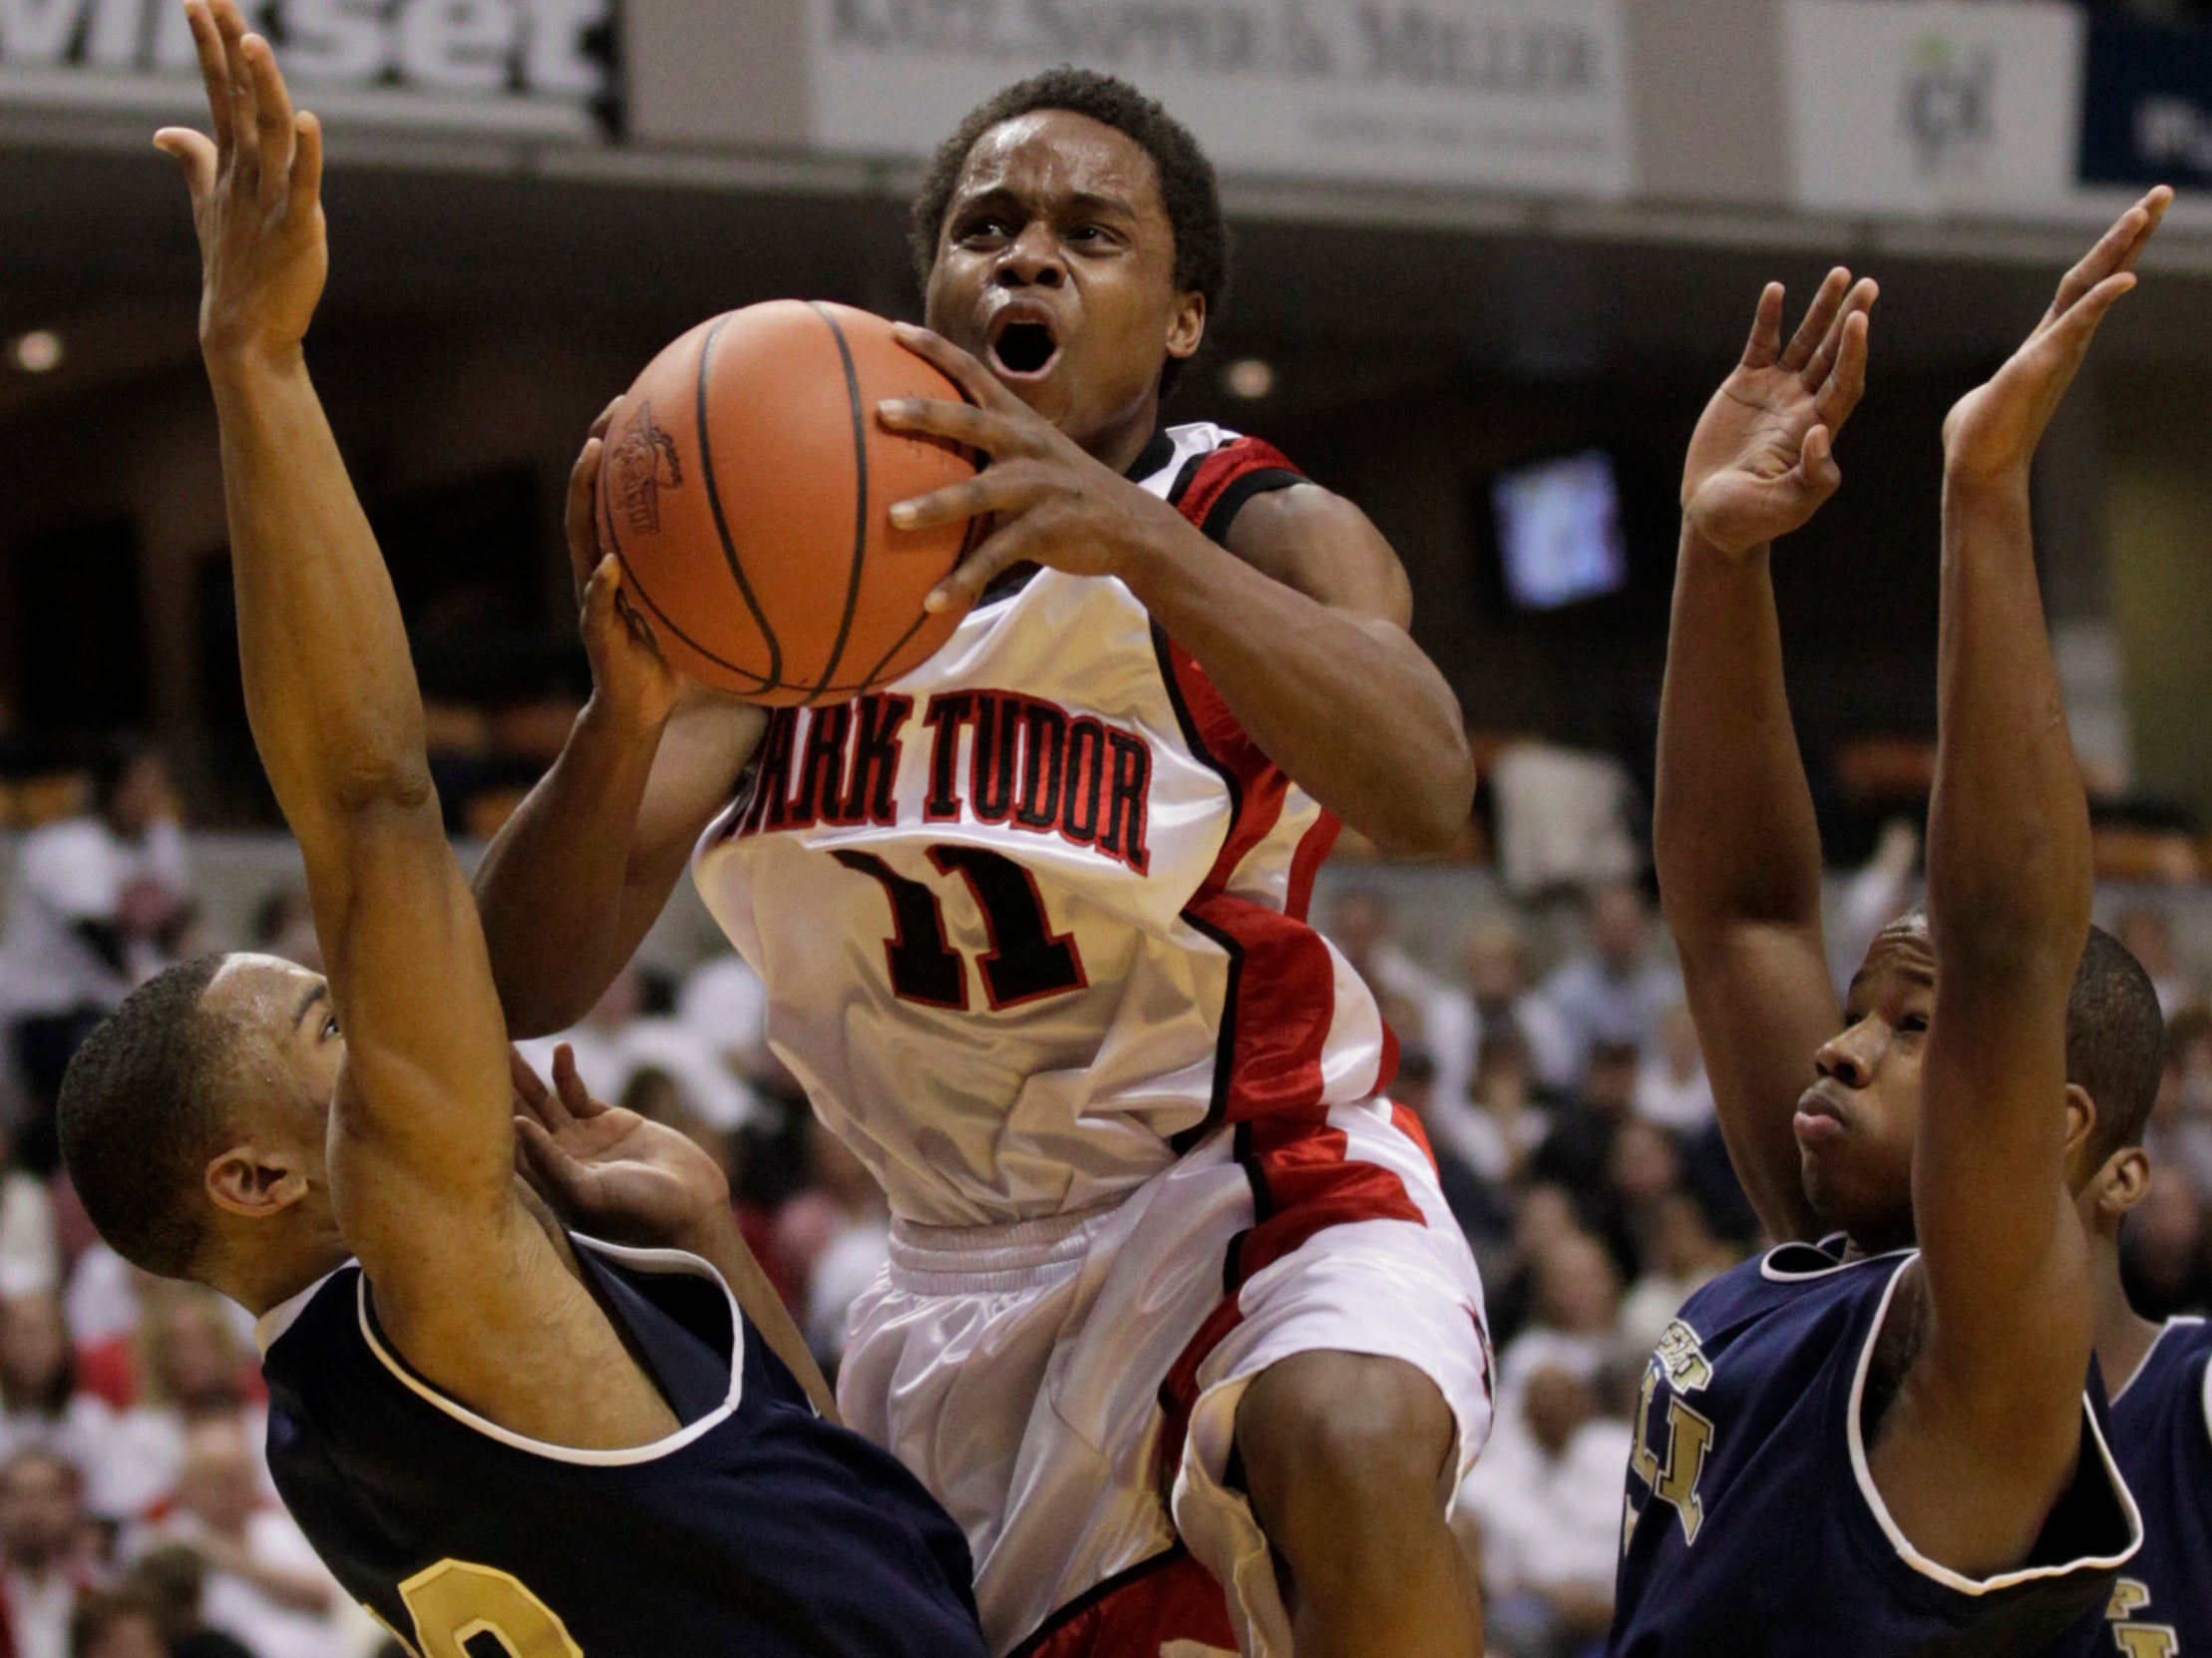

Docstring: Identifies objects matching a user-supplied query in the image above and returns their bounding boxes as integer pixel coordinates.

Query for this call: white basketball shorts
[837,1097,1495,1658]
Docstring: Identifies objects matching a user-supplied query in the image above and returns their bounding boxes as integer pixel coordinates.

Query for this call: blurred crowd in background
[0,743,2209,1658]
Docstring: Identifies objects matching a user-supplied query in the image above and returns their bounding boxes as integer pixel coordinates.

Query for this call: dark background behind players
[4,3,2212,1655]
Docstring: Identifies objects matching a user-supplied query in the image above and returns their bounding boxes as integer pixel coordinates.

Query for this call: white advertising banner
[807,0,1634,199]
[0,0,614,141]
[1783,0,2084,217]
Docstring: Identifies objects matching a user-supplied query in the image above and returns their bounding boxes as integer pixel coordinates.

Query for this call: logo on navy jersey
[1628,1319,1719,1547]
[2107,1580,2181,1656]
[729,691,1154,873]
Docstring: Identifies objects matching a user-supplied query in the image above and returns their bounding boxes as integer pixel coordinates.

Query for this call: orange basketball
[596,301,982,706]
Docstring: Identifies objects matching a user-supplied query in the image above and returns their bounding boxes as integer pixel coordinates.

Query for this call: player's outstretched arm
[473,424,765,1039]
[1876,189,2169,1576]
[164,2,519,1309]
[1656,270,1876,1244]
[881,329,1475,855]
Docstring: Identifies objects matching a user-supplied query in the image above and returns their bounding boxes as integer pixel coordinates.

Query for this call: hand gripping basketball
[878,323,1204,614]
[155,0,328,363]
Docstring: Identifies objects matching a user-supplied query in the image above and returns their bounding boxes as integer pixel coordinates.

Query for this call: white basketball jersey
[692,425,1396,1227]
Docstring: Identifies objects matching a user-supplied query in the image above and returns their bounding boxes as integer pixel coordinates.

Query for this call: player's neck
[2090,1237,2163,1399]
[1070,387,1165,477]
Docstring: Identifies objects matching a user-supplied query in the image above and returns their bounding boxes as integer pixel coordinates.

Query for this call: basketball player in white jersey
[477,72,1489,1658]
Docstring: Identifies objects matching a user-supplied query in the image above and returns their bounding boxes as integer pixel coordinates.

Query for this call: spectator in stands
[0,1447,97,1658]
[1462,916,1575,1091]
[1618,1190,1739,1357]
[106,1290,263,1522]
[2116,903,2198,1018]
[778,1122,893,1373]
[677,953,773,1087]
[1457,1360,1631,1658]
[1391,1050,1511,1250]
[1633,1004,1713,1134]
[1536,882,1680,1077]
[247,887,321,977]
[0,1132,59,1302]
[66,1591,167,1658]
[2145,1007,2212,1199]
[0,1296,128,1523]
[1457,1033,1553,1186]
[518,969,755,1135]
[1326,887,1476,1107]
[128,1422,342,1658]
[1531,1039,1644,1203]
[2124,1165,2212,1319]
[1496,1230,1625,1412]
[126,1546,253,1658]
[1605,1120,1684,1273]
[0,745,192,1173]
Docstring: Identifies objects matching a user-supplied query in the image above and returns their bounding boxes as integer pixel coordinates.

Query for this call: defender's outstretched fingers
[210,2,261,189]
[509,1047,557,1120]
[154,128,219,207]
[180,1,232,152]
[1739,282,1787,371]
[552,1043,605,1119]
[1778,268,1851,374]
[565,433,608,596]
[1815,310,1873,434]
[1802,277,1878,395]
[289,110,323,213]
[2050,191,2168,323]
[241,31,295,207]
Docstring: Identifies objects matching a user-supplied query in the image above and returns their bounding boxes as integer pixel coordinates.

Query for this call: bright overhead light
[9,330,63,374]
[1223,357,1275,400]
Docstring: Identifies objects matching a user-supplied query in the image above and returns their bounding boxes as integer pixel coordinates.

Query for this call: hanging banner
[807,0,1636,198]
[2080,13,2212,193]
[1781,0,2083,217]
[0,0,617,141]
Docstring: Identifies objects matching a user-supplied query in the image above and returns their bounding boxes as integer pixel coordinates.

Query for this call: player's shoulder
[1145,424,1309,545]
[2114,1315,2212,1428]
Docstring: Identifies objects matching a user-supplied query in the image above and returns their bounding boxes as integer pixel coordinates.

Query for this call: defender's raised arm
[1655,270,1876,1244]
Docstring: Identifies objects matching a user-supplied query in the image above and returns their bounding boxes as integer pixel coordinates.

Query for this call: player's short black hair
[909,67,1230,394]
[2069,924,2165,1164]
[57,955,233,1281]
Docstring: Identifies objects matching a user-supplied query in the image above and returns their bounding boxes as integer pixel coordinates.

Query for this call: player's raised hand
[877,322,1202,613]
[510,1045,731,1248]
[1943,189,2169,492]
[566,403,689,731]
[156,0,326,361]
[1681,269,1878,558]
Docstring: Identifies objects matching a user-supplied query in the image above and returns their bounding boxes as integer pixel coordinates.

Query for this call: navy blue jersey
[1610,1240,2141,1658]
[255,1235,988,1658]
[2101,1316,2212,1655]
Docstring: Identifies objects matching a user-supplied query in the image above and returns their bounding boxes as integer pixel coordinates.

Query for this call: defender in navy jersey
[1629,196,2177,1656]
[2100,1317,2212,1654]
[54,15,988,1657]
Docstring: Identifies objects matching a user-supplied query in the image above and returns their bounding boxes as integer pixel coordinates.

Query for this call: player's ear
[2061,1081,2097,1161]
[2093,1145,2152,1223]
[1165,290,1205,361]
[204,1144,312,1219]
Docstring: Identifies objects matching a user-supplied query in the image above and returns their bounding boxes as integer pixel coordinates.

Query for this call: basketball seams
[694,313,787,696]
[596,457,775,692]
[804,303,873,705]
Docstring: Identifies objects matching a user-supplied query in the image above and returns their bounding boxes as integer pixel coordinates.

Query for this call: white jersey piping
[2109,1314,2205,1407]
[1845,1254,2143,1594]
[353,1234,748,1468]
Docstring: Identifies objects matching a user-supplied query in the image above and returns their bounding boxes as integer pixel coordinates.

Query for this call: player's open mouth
[989,320,1059,379]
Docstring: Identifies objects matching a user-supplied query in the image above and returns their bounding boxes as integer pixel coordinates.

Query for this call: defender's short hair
[57,955,232,1281]
[2069,925,2165,1163]
[909,68,1229,394]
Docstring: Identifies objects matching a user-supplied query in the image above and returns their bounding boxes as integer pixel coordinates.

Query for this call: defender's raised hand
[564,402,689,732]
[877,322,1200,613]
[1682,269,1878,558]
[1944,189,2169,491]
[156,0,326,361]
[511,1045,731,1249]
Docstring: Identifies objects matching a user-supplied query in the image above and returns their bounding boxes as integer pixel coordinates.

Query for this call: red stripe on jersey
[1174,435,1300,534]
[1155,1109,1429,1490]
[1285,812,1338,923]
[1161,639,1289,895]
[1389,1102,1441,1177]
[1007,1544,1238,1658]
[1184,890,1335,1124]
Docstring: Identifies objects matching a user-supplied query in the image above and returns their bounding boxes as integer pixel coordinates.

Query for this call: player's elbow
[328,749,439,822]
[1364,750,1475,857]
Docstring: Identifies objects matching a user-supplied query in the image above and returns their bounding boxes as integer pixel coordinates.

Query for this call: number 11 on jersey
[834,845,1087,1013]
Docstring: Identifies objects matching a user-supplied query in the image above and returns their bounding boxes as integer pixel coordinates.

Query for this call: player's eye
[1895,1013,1929,1036]
[323,1015,340,1040]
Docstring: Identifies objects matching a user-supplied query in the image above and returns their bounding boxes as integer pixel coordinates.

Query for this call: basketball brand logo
[611,401,683,534]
